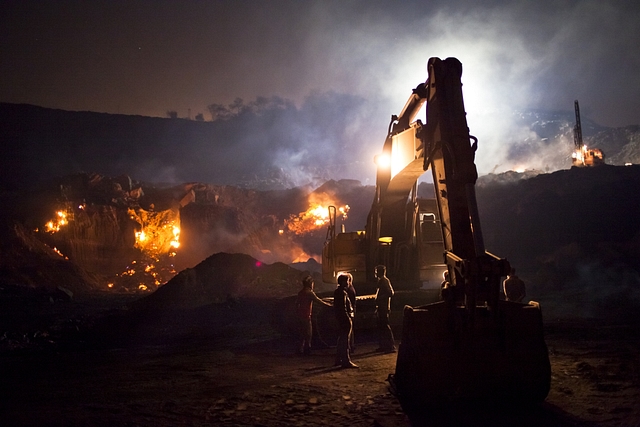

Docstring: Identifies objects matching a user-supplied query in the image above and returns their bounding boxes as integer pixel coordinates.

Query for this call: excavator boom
[390,58,551,413]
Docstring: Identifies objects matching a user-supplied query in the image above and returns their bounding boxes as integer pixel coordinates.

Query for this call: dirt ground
[1,296,639,427]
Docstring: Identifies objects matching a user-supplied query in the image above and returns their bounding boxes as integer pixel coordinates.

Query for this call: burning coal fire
[118,207,181,291]
[44,210,69,233]
[129,208,181,258]
[39,204,182,292]
[284,203,349,235]
[37,208,73,259]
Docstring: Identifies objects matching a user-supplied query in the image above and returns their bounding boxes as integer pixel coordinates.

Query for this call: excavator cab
[387,58,551,414]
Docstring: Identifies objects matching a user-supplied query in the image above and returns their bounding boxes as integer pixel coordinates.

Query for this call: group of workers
[441,268,526,303]
[295,265,396,369]
[297,264,526,368]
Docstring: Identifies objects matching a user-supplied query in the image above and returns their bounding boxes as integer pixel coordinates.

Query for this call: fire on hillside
[39,204,181,292]
[284,191,350,235]
[29,175,363,294]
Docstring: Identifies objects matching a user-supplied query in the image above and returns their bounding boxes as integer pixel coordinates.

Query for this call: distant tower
[573,100,583,151]
[572,100,605,167]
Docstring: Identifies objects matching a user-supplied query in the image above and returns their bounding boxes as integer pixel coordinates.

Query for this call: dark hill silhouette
[0,95,372,191]
[477,165,640,321]
[3,101,640,193]
[1,103,222,190]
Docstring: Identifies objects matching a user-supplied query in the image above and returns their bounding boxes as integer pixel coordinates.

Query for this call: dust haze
[2,1,639,186]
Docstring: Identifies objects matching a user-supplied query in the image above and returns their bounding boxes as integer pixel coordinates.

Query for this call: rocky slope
[0,173,372,294]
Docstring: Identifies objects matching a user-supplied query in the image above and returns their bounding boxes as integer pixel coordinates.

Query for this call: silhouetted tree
[206,96,294,121]
[195,113,204,121]
[207,98,244,121]
[166,110,178,119]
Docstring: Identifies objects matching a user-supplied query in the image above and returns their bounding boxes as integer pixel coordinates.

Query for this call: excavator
[324,57,551,411]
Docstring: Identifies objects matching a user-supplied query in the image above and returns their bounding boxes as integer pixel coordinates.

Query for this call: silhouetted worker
[345,273,357,354]
[334,274,358,368]
[503,268,526,302]
[375,265,396,353]
[296,275,331,355]
[440,270,451,301]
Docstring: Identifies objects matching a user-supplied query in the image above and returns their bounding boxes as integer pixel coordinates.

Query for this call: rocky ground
[0,291,639,427]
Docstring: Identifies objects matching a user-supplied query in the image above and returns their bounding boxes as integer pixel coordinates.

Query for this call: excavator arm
[390,58,551,413]
[423,57,510,318]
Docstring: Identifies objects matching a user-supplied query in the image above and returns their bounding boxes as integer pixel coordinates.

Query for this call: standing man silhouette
[296,275,331,355]
[374,265,396,353]
[334,274,358,368]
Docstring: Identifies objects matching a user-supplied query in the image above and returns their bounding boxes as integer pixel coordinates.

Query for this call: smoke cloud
[2,0,639,186]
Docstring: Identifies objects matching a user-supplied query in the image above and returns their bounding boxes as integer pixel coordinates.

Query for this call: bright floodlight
[375,153,390,168]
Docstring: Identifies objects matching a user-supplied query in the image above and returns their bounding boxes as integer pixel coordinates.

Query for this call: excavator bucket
[392,300,551,412]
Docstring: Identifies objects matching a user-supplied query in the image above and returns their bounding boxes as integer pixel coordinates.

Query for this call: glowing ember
[44,210,69,233]
[52,247,68,259]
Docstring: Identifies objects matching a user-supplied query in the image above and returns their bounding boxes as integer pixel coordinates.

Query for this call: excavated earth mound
[477,165,640,322]
[132,252,315,311]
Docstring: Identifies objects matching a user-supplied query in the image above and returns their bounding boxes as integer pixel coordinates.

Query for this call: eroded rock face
[0,223,101,294]
[5,174,368,294]
[54,204,139,275]
[31,174,176,291]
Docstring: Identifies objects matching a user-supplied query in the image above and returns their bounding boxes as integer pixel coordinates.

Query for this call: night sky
[2,0,639,183]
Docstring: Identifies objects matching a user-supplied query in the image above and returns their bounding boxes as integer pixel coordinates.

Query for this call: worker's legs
[299,318,312,355]
[336,319,357,367]
[376,310,396,352]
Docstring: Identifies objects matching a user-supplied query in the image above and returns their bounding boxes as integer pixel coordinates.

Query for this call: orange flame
[44,210,69,233]
[130,208,181,258]
[105,208,181,291]
[285,202,350,235]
